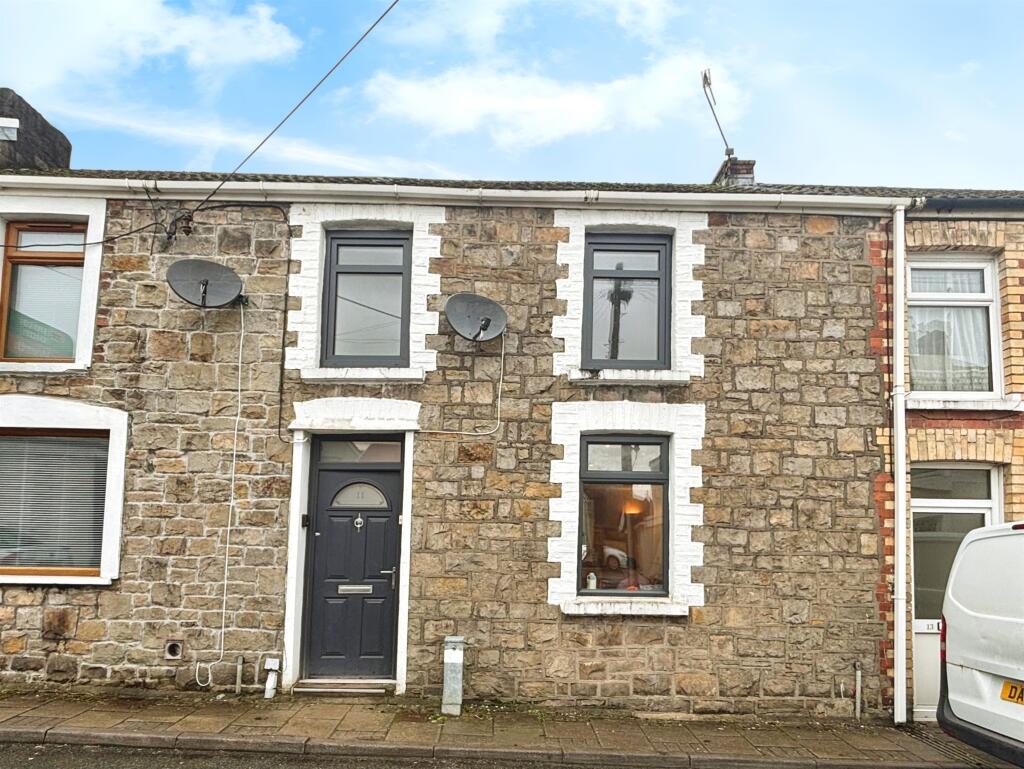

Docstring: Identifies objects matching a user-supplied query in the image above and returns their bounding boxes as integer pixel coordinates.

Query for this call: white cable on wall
[195,302,245,688]
[421,333,505,437]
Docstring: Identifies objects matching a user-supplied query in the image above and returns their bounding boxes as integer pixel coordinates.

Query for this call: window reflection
[590,278,659,361]
[580,483,664,592]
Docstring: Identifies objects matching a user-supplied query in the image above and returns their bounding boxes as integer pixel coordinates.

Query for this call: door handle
[380,568,396,589]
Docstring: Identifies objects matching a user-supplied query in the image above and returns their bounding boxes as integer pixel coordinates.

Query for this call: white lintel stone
[289,396,421,433]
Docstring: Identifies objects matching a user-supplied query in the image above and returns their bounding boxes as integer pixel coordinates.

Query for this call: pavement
[0,688,1014,768]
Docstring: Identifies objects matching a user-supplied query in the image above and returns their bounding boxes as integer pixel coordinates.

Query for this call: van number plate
[1000,680,1024,706]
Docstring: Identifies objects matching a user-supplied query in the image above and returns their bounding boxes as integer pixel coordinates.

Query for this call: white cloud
[383,0,531,56]
[1,0,301,94]
[382,0,684,54]
[365,52,744,150]
[589,0,686,46]
[50,102,462,178]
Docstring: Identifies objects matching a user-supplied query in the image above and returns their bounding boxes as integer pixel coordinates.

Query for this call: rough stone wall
[387,208,888,716]
[687,213,889,716]
[0,201,892,718]
[0,200,293,687]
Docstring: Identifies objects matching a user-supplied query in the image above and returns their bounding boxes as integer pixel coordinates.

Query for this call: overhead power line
[191,0,402,216]
[15,0,402,252]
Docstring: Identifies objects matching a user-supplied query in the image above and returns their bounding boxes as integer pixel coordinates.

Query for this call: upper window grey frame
[581,232,672,370]
[320,230,412,368]
[577,433,670,597]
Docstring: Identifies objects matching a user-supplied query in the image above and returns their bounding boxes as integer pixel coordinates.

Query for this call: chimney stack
[0,88,71,170]
[712,156,755,187]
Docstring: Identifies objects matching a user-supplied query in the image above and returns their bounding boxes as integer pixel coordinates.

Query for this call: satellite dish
[445,293,507,341]
[167,259,244,308]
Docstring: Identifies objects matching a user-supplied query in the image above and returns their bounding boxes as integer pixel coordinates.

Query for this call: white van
[938,521,1024,767]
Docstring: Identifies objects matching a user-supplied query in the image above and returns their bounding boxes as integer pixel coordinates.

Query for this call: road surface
[0,743,553,769]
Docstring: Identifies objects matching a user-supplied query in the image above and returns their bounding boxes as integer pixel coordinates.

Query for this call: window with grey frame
[321,231,411,368]
[582,233,671,369]
[578,434,669,596]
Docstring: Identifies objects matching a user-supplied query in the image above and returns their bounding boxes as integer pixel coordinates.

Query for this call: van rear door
[943,525,1024,741]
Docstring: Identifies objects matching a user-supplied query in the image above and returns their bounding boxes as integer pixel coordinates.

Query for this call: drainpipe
[891,204,909,724]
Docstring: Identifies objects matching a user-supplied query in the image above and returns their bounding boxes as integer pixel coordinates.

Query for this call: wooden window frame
[0,426,108,578]
[0,221,87,363]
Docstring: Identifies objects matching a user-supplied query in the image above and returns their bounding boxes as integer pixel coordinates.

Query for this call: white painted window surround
[553,210,706,383]
[0,195,106,373]
[282,396,419,694]
[548,400,705,615]
[0,394,128,585]
[286,203,443,381]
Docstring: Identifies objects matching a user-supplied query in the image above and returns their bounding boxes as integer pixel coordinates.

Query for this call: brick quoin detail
[866,227,896,708]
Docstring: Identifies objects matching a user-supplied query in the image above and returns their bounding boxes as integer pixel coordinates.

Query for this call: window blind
[0,434,108,570]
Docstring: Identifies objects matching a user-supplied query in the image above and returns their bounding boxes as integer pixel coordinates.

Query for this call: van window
[950,534,1024,619]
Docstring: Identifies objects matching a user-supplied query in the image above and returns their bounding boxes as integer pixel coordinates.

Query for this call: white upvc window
[909,463,1000,630]
[0,394,128,585]
[908,258,1001,399]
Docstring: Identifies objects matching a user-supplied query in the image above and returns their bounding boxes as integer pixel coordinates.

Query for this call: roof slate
[3,167,1024,201]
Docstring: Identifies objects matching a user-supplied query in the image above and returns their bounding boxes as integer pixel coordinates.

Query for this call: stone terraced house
[1,102,1023,723]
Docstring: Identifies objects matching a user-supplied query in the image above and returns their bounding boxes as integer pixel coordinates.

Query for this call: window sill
[557,595,693,616]
[906,395,1022,411]
[0,361,88,374]
[568,368,696,385]
[0,574,113,586]
[298,366,426,383]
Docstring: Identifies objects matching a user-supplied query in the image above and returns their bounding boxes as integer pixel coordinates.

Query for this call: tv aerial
[701,69,734,157]
[444,293,507,341]
[167,259,245,308]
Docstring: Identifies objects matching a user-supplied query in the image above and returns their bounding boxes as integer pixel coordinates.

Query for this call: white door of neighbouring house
[909,464,999,720]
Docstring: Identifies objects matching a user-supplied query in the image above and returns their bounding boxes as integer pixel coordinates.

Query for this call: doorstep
[290,678,397,696]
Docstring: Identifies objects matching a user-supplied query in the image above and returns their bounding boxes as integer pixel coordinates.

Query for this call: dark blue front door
[303,468,402,678]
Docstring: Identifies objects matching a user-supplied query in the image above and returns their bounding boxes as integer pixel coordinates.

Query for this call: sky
[3,0,1023,189]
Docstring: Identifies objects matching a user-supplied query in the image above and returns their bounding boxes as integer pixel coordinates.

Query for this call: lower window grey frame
[320,230,412,368]
[581,232,672,370]
[576,433,670,597]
